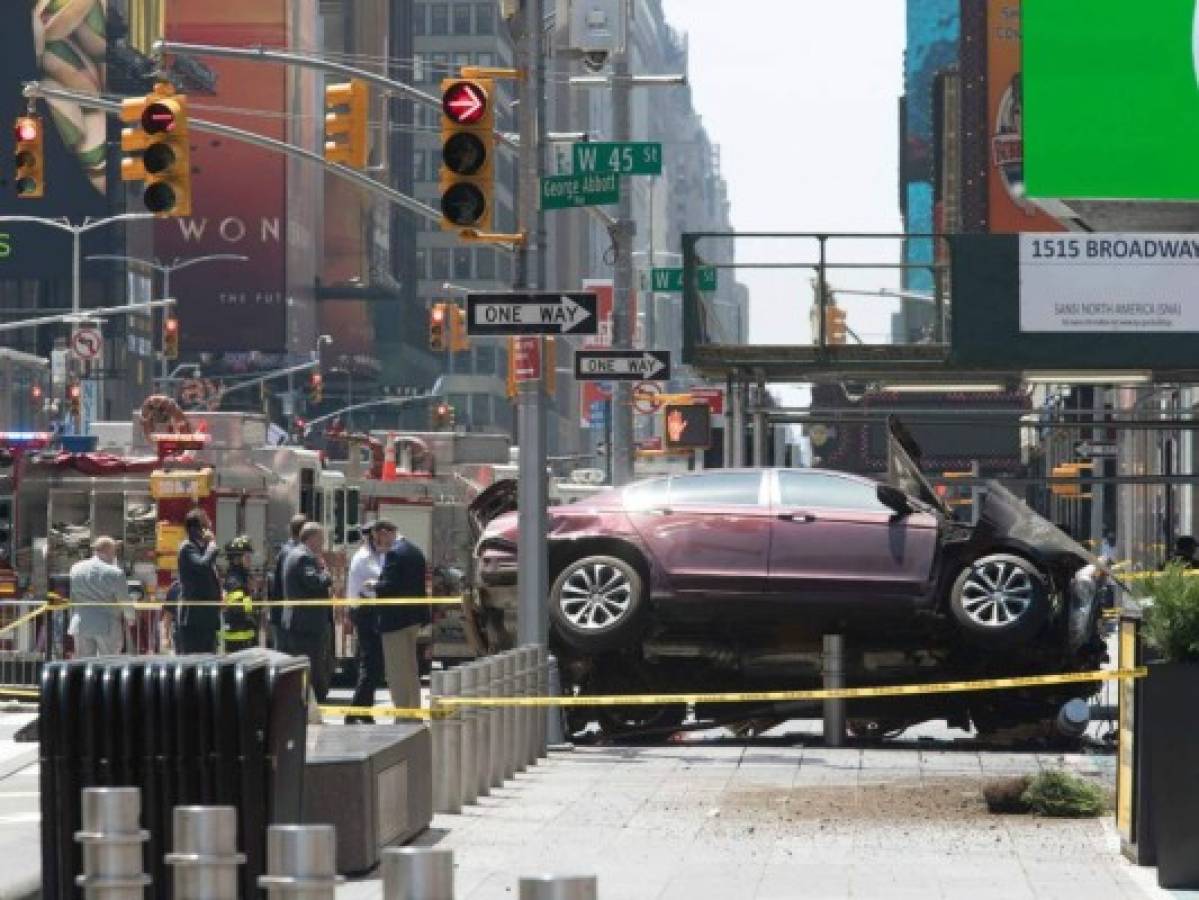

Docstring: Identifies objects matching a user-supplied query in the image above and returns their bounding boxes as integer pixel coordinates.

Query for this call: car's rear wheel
[949,553,1050,643]
[548,554,649,653]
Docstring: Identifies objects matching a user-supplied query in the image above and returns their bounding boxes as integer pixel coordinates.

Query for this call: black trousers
[175,628,217,654]
[276,628,332,701]
[348,622,385,720]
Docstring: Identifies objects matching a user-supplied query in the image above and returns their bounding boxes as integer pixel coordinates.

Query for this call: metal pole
[609,0,635,487]
[490,655,505,788]
[730,374,745,467]
[515,0,549,650]
[162,267,171,384]
[381,847,454,900]
[72,227,81,317]
[476,658,492,798]
[516,646,531,771]
[459,663,479,806]
[545,653,565,747]
[164,806,246,900]
[74,786,150,900]
[519,874,598,899]
[258,825,342,898]
[434,668,462,814]
[503,651,519,780]
[752,378,767,466]
[822,633,846,748]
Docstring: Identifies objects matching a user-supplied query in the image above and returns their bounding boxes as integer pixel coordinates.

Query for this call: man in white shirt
[68,536,133,657]
[345,518,397,722]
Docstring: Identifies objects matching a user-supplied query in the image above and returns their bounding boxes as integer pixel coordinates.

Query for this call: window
[452,4,472,34]
[624,478,670,511]
[413,4,427,35]
[430,52,449,81]
[475,51,496,68]
[498,252,512,281]
[431,248,450,279]
[430,3,448,34]
[778,471,888,512]
[413,149,426,183]
[475,343,496,374]
[453,247,472,279]
[476,247,496,280]
[669,473,763,507]
[476,2,494,34]
[452,51,471,74]
[412,53,428,83]
[414,248,427,279]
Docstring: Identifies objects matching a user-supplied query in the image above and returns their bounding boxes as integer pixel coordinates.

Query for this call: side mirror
[877,484,912,516]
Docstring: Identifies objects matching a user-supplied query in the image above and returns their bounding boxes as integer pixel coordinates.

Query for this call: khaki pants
[73,618,124,657]
[381,625,421,714]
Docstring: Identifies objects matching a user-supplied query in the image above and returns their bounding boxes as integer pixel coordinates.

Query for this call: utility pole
[609,0,636,487]
[514,0,549,648]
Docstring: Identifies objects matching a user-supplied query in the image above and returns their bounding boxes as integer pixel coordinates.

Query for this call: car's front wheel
[949,553,1050,643]
[548,554,649,653]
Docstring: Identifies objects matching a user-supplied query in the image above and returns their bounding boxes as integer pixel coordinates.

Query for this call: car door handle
[778,513,817,523]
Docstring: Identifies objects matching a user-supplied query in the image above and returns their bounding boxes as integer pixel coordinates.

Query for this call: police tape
[0,603,49,637]
[37,597,465,611]
[318,703,443,720]
[0,685,40,699]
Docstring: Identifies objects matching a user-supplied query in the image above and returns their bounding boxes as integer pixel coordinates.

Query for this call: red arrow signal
[442,81,487,125]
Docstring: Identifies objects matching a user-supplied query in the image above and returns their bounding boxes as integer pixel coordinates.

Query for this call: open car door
[885,416,953,518]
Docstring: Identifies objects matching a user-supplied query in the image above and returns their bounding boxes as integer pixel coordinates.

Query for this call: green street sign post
[540,172,620,210]
[651,266,717,292]
[572,141,663,176]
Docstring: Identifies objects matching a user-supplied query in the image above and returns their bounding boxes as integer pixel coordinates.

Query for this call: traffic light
[431,401,455,430]
[163,316,179,360]
[67,383,82,418]
[826,306,848,345]
[439,78,494,231]
[449,304,470,351]
[663,403,712,451]
[308,372,324,404]
[324,79,369,169]
[1051,463,1083,498]
[429,302,448,351]
[13,115,44,198]
[121,84,191,216]
[30,384,42,405]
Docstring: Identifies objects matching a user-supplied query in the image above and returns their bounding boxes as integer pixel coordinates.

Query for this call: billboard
[0,0,110,222]
[984,0,1061,232]
[155,0,292,354]
[1024,0,1199,200]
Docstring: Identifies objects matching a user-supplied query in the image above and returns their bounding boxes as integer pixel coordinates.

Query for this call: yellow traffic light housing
[449,304,470,352]
[309,372,324,404]
[163,317,180,360]
[1051,463,1083,498]
[431,401,455,431]
[826,306,848,345]
[122,84,191,216]
[67,382,82,418]
[13,115,44,198]
[324,79,369,169]
[439,78,494,232]
[429,303,448,351]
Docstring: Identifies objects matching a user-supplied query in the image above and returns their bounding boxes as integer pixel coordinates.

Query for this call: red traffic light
[165,317,179,334]
[431,305,446,322]
[30,385,42,400]
[141,101,178,134]
[14,117,38,142]
[442,81,487,125]
[310,372,323,385]
[67,384,81,400]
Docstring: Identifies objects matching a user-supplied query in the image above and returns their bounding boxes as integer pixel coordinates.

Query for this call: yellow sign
[150,468,213,500]
[155,523,186,572]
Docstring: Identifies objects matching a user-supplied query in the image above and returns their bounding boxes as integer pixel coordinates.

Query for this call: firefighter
[221,535,259,652]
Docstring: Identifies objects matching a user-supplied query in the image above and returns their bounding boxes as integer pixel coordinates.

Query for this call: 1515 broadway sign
[1020,233,1199,333]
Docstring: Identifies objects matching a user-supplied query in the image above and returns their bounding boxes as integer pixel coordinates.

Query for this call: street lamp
[85,252,249,382]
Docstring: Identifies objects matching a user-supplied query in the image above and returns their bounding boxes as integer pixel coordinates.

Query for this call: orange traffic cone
[381,432,398,481]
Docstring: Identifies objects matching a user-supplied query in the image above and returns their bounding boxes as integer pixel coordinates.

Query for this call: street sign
[512,336,542,381]
[650,266,718,292]
[689,386,725,415]
[467,292,599,336]
[540,172,620,210]
[70,326,102,362]
[1073,440,1118,458]
[572,141,662,176]
[574,349,671,382]
[50,348,68,388]
[632,381,662,414]
[663,403,712,450]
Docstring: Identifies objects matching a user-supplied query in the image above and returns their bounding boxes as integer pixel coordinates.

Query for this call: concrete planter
[1145,660,1199,889]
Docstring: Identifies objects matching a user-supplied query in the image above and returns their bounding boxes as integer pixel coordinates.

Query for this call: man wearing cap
[68,536,133,657]
[345,517,397,722]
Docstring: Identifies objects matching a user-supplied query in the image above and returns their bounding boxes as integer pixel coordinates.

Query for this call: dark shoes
[344,715,377,725]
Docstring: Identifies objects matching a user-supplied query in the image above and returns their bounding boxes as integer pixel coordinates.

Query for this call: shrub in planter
[1136,564,1199,889]
[1020,770,1106,818]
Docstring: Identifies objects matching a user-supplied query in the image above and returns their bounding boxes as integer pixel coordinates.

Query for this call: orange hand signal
[667,409,687,443]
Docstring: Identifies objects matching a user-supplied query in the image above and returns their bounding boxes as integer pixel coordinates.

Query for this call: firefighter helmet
[225,535,254,555]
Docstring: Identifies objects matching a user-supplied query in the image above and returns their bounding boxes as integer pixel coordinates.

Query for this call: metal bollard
[476,657,493,798]
[502,652,519,780]
[523,646,539,768]
[518,874,598,899]
[75,786,151,899]
[434,668,462,814]
[164,805,246,900]
[822,633,847,748]
[512,647,528,774]
[381,847,454,900]
[459,662,479,805]
[489,655,505,789]
[258,825,342,897]
[536,645,549,758]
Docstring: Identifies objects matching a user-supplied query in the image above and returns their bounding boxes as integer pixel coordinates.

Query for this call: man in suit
[280,522,334,702]
[175,508,222,653]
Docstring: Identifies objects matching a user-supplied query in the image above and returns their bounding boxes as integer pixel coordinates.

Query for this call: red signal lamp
[442,81,488,125]
[15,118,39,142]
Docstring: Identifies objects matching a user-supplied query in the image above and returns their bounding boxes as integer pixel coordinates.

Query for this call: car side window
[623,478,670,510]
[779,471,889,512]
[669,473,763,507]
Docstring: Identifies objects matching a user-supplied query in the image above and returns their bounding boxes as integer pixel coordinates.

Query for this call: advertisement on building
[1020,233,1199,333]
[984,0,1061,232]
[1024,0,1199,201]
[155,0,309,355]
[0,0,111,225]
[578,279,614,428]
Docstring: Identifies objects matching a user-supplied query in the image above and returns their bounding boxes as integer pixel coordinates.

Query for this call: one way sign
[575,349,671,382]
[467,292,598,336]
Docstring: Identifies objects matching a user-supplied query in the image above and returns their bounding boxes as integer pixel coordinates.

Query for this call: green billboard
[1024,0,1199,200]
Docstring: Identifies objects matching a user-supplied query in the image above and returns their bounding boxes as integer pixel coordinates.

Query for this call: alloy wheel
[558,562,633,630]
[959,559,1035,627]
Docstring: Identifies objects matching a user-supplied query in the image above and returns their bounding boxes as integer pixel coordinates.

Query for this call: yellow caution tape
[0,604,49,638]
[57,596,465,610]
[436,667,1146,709]
[318,703,445,720]
[0,685,40,699]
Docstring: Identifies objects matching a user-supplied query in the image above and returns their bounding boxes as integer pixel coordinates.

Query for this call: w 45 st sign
[572,142,662,176]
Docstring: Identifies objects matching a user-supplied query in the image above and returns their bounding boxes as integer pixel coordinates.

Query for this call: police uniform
[221,537,259,652]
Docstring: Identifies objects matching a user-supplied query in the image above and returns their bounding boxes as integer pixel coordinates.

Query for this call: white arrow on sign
[580,352,666,378]
[446,84,485,121]
[1073,441,1118,458]
[472,295,594,332]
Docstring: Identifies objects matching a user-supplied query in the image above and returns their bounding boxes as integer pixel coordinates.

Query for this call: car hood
[976,481,1100,568]
[885,416,952,517]
[468,479,518,541]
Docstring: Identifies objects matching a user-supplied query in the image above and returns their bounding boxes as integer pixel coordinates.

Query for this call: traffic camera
[121,85,191,217]
[13,115,44,198]
[163,317,180,359]
[439,78,494,231]
[429,303,448,351]
[324,79,369,169]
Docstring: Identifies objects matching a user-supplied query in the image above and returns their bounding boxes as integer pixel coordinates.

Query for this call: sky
[659,0,907,348]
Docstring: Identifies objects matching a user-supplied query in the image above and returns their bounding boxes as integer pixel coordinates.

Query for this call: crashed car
[470,418,1108,737]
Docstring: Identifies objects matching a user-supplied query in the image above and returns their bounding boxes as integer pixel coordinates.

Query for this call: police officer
[221,535,259,652]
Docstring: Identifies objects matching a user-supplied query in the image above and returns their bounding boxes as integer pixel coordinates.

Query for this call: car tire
[949,553,1050,644]
[548,554,649,653]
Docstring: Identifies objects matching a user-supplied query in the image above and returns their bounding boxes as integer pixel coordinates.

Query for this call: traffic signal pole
[513,0,550,649]
[609,3,635,487]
